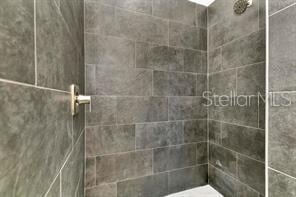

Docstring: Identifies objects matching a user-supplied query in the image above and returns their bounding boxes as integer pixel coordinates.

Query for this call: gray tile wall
[208,0,266,196]
[0,0,85,196]
[269,1,296,196]
[84,0,208,196]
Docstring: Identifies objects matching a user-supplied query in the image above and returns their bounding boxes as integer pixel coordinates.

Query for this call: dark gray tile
[168,165,208,193]
[269,169,296,197]
[37,0,82,91]
[184,120,207,143]
[85,34,135,67]
[86,96,116,126]
[153,71,197,96]
[237,63,266,95]
[238,156,265,195]
[153,144,196,173]
[237,182,260,197]
[259,0,266,29]
[222,123,265,161]
[209,166,237,197]
[73,107,85,145]
[96,66,152,96]
[259,96,266,130]
[196,74,207,96]
[208,0,237,27]
[209,144,237,177]
[269,0,296,15]
[270,5,296,91]
[85,157,96,188]
[96,150,152,185]
[168,97,207,120]
[0,82,72,196]
[196,143,208,164]
[196,4,207,29]
[86,125,135,157]
[61,133,84,197]
[46,176,60,197]
[269,93,296,177]
[85,184,117,197]
[117,173,168,197]
[135,122,183,149]
[152,0,196,26]
[209,48,222,73]
[209,69,236,96]
[184,49,207,73]
[100,0,152,14]
[85,64,96,95]
[0,0,34,84]
[117,97,168,124]
[222,30,265,70]
[209,120,221,144]
[169,22,207,50]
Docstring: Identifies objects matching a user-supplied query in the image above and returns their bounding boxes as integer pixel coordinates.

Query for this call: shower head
[233,0,252,15]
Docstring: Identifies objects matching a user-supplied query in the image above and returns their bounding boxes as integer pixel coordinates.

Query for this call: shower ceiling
[188,0,216,6]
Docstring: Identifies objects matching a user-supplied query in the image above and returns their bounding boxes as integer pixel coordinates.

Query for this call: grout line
[60,174,62,197]
[34,0,37,86]
[207,119,265,131]
[268,167,296,181]
[269,2,296,17]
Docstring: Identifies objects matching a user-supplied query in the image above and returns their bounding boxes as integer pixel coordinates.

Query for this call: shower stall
[0,0,295,196]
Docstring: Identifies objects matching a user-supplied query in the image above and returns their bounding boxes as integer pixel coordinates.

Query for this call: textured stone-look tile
[169,22,207,50]
[135,122,183,149]
[184,120,207,143]
[85,64,96,95]
[259,0,266,29]
[209,144,237,177]
[196,143,208,164]
[85,34,135,67]
[269,0,296,15]
[238,156,265,195]
[85,157,95,188]
[101,0,152,14]
[86,96,116,126]
[117,97,168,124]
[61,133,84,197]
[168,97,207,120]
[0,82,72,196]
[209,69,236,96]
[222,30,265,70]
[269,93,296,177]
[153,144,196,173]
[196,4,207,29]
[269,169,296,197]
[168,165,208,193]
[85,2,168,44]
[85,184,117,197]
[270,5,296,91]
[153,71,197,96]
[222,123,265,161]
[0,0,34,84]
[209,120,221,144]
[96,66,152,96]
[117,173,168,197]
[237,63,266,95]
[237,182,260,197]
[208,0,238,26]
[86,125,135,157]
[209,166,237,197]
[196,74,207,96]
[153,0,196,26]
[209,48,222,73]
[184,50,207,73]
[46,176,60,197]
[37,0,82,91]
[136,42,184,71]
[96,150,152,185]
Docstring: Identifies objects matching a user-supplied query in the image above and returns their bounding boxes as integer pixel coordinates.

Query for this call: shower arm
[71,84,91,116]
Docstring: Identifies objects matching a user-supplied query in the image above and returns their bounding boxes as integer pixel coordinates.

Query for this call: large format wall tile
[0,0,35,84]
[85,34,135,67]
[184,120,207,143]
[0,82,72,196]
[117,173,168,197]
[135,122,183,149]
[270,5,296,91]
[85,158,95,188]
[237,182,260,197]
[46,176,60,197]
[100,0,152,14]
[196,143,208,164]
[153,144,196,173]
[168,165,208,193]
[209,120,221,144]
[184,49,207,73]
[96,150,152,185]
[269,0,296,15]
[269,169,296,197]
[85,184,117,197]
[209,48,222,73]
[37,0,82,91]
[209,69,236,96]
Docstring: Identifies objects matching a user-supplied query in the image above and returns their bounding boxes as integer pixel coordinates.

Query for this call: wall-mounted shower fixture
[234,0,252,15]
[71,84,91,116]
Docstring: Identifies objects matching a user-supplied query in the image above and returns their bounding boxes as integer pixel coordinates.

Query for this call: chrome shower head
[234,0,252,15]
